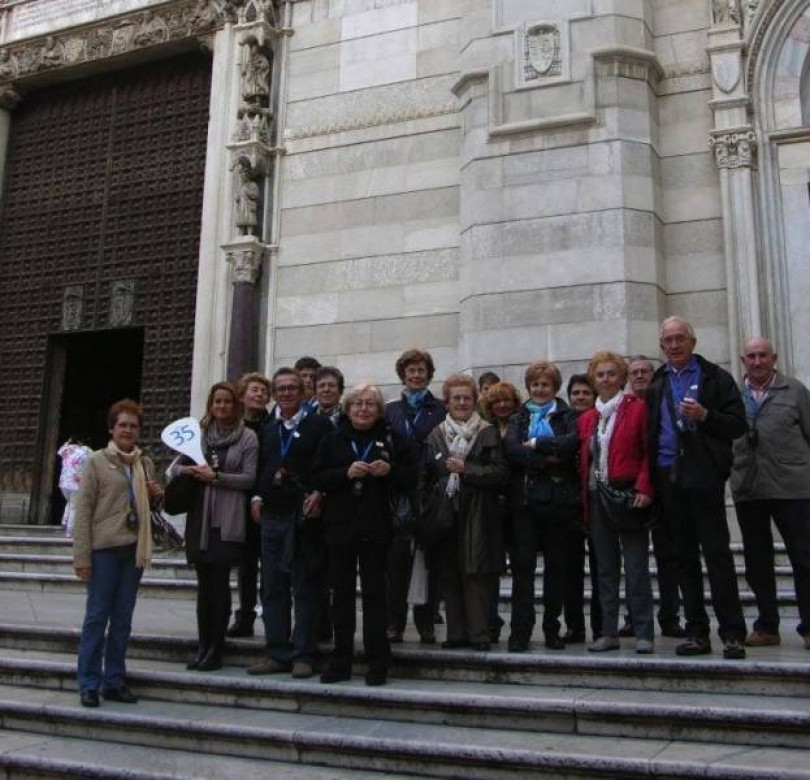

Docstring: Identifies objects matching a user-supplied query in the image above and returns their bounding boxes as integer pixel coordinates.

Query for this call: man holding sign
[247,367,332,679]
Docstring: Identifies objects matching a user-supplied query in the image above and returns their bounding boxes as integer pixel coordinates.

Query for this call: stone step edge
[2,624,808,684]
[3,655,809,737]
[0,697,806,780]
[0,750,179,780]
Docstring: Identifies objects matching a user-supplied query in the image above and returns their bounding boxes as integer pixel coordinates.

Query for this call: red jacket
[577,395,654,523]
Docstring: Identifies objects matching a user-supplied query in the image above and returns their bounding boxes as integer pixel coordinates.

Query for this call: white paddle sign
[161,417,206,465]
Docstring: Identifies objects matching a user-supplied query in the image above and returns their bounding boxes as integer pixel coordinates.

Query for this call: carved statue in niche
[241,43,271,104]
[109,280,135,327]
[234,158,261,236]
[234,105,272,143]
[713,0,741,25]
[37,36,64,71]
[111,18,137,54]
[0,49,17,80]
[133,10,168,47]
[86,27,113,60]
[525,24,562,81]
[61,286,83,331]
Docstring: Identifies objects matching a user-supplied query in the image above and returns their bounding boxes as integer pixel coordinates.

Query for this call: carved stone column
[224,237,266,379]
[707,0,760,375]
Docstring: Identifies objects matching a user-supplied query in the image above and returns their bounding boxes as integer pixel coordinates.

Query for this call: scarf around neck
[105,440,152,569]
[526,399,556,439]
[404,387,428,410]
[442,412,488,497]
[595,392,624,480]
[205,420,244,449]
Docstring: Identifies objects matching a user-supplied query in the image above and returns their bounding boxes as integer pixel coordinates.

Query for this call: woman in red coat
[577,351,655,653]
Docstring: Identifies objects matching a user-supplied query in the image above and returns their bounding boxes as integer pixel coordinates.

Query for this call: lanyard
[351,440,375,462]
[123,464,137,512]
[404,408,423,439]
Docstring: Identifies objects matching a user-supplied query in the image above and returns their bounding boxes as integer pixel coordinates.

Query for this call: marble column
[224,238,265,380]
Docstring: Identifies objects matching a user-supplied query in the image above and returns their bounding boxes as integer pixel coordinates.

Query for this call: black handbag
[150,509,184,551]
[162,473,199,515]
[389,490,417,537]
[595,479,648,531]
[416,481,454,547]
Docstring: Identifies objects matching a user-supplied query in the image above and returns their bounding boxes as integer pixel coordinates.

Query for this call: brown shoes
[247,658,290,676]
[744,630,781,647]
[291,661,313,679]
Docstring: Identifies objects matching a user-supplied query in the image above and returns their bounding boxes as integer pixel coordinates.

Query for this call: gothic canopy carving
[0,0,219,86]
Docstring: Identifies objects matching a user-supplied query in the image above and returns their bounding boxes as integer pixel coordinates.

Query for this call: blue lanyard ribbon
[404,408,423,440]
[278,421,300,460]
[351,440,375,462]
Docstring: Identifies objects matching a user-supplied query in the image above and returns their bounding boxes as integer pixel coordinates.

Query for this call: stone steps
[0,660,808,779]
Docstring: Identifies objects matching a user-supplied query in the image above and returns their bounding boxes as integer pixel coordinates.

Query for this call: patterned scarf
[595,392,624,480]
[442,412,488,497]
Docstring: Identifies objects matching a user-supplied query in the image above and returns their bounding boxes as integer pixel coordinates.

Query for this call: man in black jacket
[647,316,748,659]
[246,367,332,679]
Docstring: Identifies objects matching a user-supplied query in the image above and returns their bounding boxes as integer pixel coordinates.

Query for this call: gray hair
[659,316,695,340]
[627,354,655,371]
[341,383,385,418]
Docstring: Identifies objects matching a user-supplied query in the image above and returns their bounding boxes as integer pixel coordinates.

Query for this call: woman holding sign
[312,384,415,686]
[73,399,163,708]
[171,382,258,671]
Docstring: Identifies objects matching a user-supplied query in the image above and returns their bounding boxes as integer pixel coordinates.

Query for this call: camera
[125,510,138,531]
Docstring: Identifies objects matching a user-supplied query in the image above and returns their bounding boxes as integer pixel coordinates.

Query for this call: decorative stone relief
[233,104,272,144]
[61,286,83,331]
[213,0,276,26]
[109,280,135,327]
[0,0,216,85]
[713,0,741,26]
[225,242,265,284]
[233,157,261,237]
[711,51,741,93]
[241,41,270,104]
[525,24,562,81]
[710,130,757,169]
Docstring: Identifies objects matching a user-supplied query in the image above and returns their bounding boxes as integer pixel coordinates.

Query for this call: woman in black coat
[312,383,415,686]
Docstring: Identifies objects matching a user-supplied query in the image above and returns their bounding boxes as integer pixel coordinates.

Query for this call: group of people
[71,316,810,708]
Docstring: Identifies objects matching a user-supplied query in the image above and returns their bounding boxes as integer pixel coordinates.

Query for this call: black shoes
[197,649,223,671]
[563,629,586,644]
[470,642,491,652]
[507,635,529,653]
[365,669,387,686]
[675,637,712,656]
[419,632,437,645]
[386,628,404,644]
[441,639,469,650]
[103,686,138,704]
[320,667,352,684]
[618,622,634,638]
[226,621,254,638]
[186,647,207,670]
[545,635,566,650]
[660,623,687,639]
[80,690,99,708]
[723,639,746,660]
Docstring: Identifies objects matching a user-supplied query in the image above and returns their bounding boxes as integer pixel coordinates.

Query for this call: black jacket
[503,398,580,514]
[647,354,747,489]
[311,419,416,547]
[255,410,333,511]
[385,391,446,447]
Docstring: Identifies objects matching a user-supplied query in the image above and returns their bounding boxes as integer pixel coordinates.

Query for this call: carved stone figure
[0,49,18,81]
[133,11,168,47]
[186,0,215,31]
[234,159,261,236]
[525,24,562,81]
[111,18,137,54]
[85,27,113,60]
[61,287,83,331]
[109,280,135,327]
[241,44,271,103]
[234,106,272,143]
[713,0,741,25]
[38,36,64,71]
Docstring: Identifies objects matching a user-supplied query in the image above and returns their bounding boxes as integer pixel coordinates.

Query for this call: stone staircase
[0,523,807,778]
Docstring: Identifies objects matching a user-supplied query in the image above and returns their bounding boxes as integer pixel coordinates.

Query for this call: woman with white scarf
[73,399,163,708]
[577,351,655,653]
[420,374,509,651]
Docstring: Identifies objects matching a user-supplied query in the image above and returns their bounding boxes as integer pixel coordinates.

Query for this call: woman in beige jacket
[73,399,163,708]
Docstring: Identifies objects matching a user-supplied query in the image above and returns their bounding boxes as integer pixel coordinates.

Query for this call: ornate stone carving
[710,130,757,168]
[711,52,741,93]
[234,105,272,144]
[226,242,265,284]
[109,280,135,327]
[61,286,83,331]
[713,0,741,26]
[241,41,271,103]
[0,0,218,85]
[524,24,562,81]
[234,157,261,237]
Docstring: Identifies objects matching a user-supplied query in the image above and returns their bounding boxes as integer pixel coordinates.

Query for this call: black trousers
[563,529,602,638]
[736,498,810,637]
[386,535,436,637]
[651,521,682,628]
[233,517,261,627]
[510,507,568,640]
[194,562,232,657]
[329,541,390,672]
[658,470,746,642]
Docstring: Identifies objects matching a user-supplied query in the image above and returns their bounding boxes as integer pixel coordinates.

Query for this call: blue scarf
[526,400,555,439]
[404,388,428,411]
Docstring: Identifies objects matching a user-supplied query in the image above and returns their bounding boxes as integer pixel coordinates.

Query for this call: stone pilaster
[224,237,266,380]
[707,0,760,377]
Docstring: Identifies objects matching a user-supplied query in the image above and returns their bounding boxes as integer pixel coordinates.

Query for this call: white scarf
[443,412,487,497]
[595,392,624,481]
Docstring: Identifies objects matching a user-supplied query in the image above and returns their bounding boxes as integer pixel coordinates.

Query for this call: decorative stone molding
[711,49,742,93]
[0,0,217,86]
[224,238,266,284]
[214,0,276,27]
[593,46,665,87]
[108,280,135,326]
[712,0,742,27]
[60,286,83,331]
[516,20,569,89]
[710,129,758,168]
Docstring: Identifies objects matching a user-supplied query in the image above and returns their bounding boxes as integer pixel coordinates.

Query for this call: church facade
[0,0,808,521]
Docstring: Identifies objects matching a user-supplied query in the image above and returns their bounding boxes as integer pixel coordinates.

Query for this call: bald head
[741,337,777,387]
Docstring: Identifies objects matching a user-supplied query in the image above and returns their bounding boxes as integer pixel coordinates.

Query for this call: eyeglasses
[351,400,378,409]
[661,335,690,346]
[274,384,301,394]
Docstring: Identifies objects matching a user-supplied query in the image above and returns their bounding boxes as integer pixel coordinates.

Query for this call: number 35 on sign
[161,417,206,465]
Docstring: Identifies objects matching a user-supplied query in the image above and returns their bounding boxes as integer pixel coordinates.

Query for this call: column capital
[223,237,267,284]
[709,128,757,169]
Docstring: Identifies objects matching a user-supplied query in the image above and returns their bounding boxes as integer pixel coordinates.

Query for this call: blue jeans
[77,544,143,693]
[260,512,321,664]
